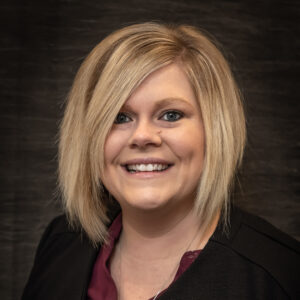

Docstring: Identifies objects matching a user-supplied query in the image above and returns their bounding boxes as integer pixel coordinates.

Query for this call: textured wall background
[1,0,299,299]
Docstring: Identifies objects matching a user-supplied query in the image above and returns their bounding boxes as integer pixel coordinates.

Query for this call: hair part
[58,22,246,245]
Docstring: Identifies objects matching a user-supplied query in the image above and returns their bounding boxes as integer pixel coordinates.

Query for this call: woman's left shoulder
[211,205,300,299]
[233,206,300,255]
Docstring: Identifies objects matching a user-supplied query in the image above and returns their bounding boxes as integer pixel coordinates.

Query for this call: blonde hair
[59,22,246,244]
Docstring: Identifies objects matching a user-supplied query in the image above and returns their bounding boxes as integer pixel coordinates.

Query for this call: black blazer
[22,206,300,300]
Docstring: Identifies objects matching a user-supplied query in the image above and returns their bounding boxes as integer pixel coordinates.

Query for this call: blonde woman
[22,22,299,300]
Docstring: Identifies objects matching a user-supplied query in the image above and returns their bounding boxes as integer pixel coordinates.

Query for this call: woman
[22,22,299,299]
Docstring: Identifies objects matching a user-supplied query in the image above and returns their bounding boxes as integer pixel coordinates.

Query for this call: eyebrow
[122,97,194,111]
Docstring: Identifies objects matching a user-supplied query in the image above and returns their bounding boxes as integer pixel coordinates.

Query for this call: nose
[128,120,162,149]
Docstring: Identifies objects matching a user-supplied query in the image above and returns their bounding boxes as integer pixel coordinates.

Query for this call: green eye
[114,113,131,124]
[161,111,183,122]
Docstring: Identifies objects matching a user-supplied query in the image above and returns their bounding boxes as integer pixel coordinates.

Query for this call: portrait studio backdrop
[1,0,299,299]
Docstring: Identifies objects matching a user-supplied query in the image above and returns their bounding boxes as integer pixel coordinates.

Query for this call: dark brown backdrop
[1,0,299,299]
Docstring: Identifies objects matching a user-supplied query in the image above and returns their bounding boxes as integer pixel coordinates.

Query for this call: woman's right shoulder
[44,214,69,231]
[22,215,99,299]
[43,214,73,236]
[34,215,80,260]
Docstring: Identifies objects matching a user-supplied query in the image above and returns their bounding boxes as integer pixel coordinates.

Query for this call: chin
[134,202,166,211]
[123,193,170,212]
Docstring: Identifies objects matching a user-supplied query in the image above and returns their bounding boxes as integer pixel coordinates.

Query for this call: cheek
[104,130,127,165]
[102,131,127,197]
[166,125,205,163]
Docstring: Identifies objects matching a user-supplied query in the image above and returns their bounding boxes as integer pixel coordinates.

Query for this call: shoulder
[31,214,97,269]
[213,205,300,254]
[38,214,75,239]
[211,206,300,298]
[34,215,76,257]
[227,207,300,262]
[43,214,73,235]
[46,214,75,234]
[237,208,299,252]
[22,215,98,299]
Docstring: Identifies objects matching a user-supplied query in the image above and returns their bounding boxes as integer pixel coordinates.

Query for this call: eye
[160,110,183,122]
[114,112,131,124]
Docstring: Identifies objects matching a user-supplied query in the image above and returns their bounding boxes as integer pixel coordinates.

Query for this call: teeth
[126,164,169,172]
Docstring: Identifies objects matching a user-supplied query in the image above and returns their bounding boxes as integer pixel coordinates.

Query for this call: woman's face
[102,62,205,214]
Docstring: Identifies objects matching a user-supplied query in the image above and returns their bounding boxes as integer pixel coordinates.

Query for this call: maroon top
[87,214,201,300]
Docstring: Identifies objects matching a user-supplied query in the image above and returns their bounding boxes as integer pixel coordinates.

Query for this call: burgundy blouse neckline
[87,214,201,300]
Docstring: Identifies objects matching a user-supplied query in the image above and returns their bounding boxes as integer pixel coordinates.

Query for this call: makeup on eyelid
[114,109,184,124]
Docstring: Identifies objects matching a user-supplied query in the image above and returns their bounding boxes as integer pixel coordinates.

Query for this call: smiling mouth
[124,163,172,173]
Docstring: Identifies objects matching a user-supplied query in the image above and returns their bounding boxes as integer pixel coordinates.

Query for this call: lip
[120,157,174,179]
[121,157,173,166]
[121,165,173,179]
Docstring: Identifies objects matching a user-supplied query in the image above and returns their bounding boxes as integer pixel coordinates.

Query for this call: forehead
[123,62,198,109]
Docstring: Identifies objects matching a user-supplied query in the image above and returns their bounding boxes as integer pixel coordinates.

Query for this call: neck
[119,202,220,261]
[111,204,220,300]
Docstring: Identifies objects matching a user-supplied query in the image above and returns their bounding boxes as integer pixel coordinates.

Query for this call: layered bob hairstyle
[59,22,246,244]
